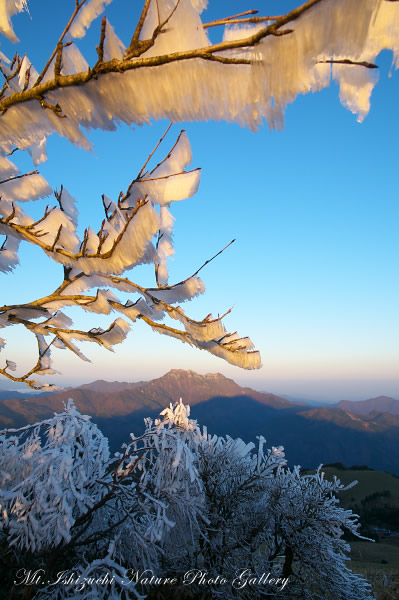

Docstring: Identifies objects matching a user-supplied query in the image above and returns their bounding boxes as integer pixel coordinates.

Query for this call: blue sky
[0,1,398,401]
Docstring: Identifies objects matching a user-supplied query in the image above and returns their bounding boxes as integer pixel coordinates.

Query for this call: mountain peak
[165,369,226,380]
[160,369,233,386]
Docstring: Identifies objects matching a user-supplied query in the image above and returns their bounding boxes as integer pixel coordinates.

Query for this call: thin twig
[318,58,378,69]
[155,230,163,288]
[96,16,107,64]
[204,15,282,29]
[130,0,152,45]
[0,170,38,186]
[51,225,63,251]
[38,97,65,117]
[178,239,235,285]
[137,123,172,179]
[34,0,89,86]
[158,0,182,31]
[5,147,19,157]
[133,167,200,185]
[22,64,32,91]
[206,10,259,24]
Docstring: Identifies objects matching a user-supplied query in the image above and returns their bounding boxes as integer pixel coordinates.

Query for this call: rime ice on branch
[0,126,261,389]
[1,0,399,388]
[0,0,398,148]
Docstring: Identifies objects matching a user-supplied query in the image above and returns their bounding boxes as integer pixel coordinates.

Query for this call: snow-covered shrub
[0,400,374,600]
[0,400,109,551]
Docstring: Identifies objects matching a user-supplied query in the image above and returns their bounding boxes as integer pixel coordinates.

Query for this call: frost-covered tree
[0,401,374,600]
[0,0,399,388]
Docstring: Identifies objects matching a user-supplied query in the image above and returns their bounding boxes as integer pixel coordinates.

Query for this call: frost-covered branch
[0,125,260,388]
[0,0,398,154]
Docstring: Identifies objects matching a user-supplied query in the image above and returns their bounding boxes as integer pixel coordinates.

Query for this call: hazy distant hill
[336,396,399,416]
[1,370,399,474]
[189,399,399,475]
[299,406,399,432]
[74,380,146,394]
[0,390,26,400]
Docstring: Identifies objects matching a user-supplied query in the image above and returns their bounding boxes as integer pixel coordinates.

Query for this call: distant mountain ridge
[1,371,398,474]
[0,369,296,426]
[335,396,399,416]
[73,380,146,394]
